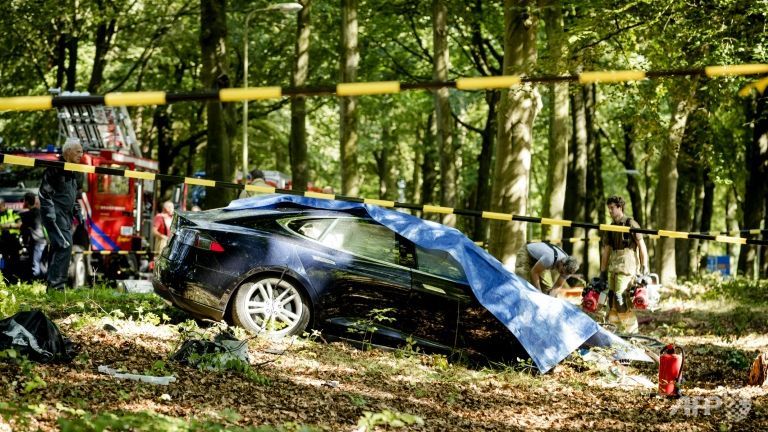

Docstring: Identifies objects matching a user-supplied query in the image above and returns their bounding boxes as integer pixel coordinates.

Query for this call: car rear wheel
[232,276,310,337]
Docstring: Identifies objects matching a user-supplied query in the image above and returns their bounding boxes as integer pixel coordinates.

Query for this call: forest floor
[0,275,766,432]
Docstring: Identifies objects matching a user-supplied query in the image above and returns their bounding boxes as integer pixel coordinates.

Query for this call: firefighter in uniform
[599,195,648,333]
[39,138,84,291]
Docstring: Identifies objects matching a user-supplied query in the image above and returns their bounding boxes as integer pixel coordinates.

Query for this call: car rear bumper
[152,275,225,322]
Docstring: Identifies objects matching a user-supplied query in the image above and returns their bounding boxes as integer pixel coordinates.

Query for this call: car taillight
[193,233,225,252]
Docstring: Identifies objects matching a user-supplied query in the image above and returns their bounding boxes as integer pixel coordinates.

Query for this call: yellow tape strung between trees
[0,63,766,111]
[2,153,765,246]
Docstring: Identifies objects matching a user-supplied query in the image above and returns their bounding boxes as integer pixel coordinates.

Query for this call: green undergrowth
[679,273,768,305]
[0,276,184,325]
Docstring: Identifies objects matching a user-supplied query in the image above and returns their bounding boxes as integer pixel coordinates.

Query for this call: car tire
[68,245,92,288]
[232,275,310,337]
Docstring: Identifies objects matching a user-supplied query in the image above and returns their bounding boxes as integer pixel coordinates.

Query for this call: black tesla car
[153,205,524,360]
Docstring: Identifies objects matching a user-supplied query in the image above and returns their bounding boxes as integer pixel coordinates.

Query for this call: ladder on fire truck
[50,88,142,157]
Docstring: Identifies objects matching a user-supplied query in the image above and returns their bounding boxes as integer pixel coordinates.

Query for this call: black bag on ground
[0,309,77,363]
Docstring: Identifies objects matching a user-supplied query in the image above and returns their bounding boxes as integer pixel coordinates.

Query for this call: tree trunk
[563,85,587,257]
[687,181,704,274]
[340,0,359,196]
[675,132,696,278]
[540,0,569,242]
[200,0,232,208]
[738,88,767,277]
[488,0,539,267]
[656,90,697,285]
[88,2,116,94]
[697,175,714,273]
[374,127,397,200]
[289,0,312,192]
[65,34,78,91]
[762,200,768,278]
[620,124,644,227]
[411,124,423,204]
[55,33,67,88]
[472,90,498,242]
[726,188,740,274]
[432,0,456,226]
[584,84,601,274]
[421,114,438,214]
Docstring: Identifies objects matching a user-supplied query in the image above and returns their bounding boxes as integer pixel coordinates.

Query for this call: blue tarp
[226,194,649,372]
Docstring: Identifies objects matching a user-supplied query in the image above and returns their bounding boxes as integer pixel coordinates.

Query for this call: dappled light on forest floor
[0,279,766,431]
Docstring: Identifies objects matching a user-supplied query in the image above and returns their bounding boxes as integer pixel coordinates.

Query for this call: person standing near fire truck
[599,195,649,333]
[20,192,47,279]
[0,198,22,274]
[39,138,84,292]
[152,201,174,254]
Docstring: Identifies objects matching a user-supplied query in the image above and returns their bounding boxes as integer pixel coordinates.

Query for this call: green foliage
[0,349,48,394]
[724,350,752,370]
[356,409,425,431]
[394,335,421,359]
[347,307,396,350]
[708,305,756,343]
[186,350,269,385]
[700,275,768,305]
[144,359,172,377]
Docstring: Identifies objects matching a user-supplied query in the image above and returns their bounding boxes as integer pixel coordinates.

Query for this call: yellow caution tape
[64,162,96,173]
[423,205,454,215]
[749,229,762,235]
[482,211,513,221]
[579,70,646,83]
[0,96,53,111]
[599,224,630,233]
[337,81,400,96]
[658,229,689,239]
[220,87,282,101]
[541,217,573,227]
[2,154,36,167]
[363,198,395,207]
[738,76,768,97]
[305,191,335,200]
[455,75,521,90]
[185,177,216,187]
[244,184,276,194]
[715,235,747,245]
[105,92,167,106]
[705,64,768,77]
[124,170,156,181]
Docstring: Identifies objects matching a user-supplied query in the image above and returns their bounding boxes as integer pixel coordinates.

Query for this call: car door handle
[312,255,336,265]
[421,284,446,295]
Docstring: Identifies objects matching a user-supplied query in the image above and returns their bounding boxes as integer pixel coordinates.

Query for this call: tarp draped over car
[226,195,649,373]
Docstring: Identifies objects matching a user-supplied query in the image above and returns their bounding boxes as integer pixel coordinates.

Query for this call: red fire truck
[1,93,158,286]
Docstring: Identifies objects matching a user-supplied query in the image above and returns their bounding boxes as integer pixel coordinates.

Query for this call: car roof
[186,205,369,223]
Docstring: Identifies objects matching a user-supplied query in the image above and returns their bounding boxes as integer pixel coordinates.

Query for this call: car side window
[415,245,467,282]
[322,219,399,264]
[287,218,335,240]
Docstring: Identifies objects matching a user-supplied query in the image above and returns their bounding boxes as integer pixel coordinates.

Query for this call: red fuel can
[659,344,684,396]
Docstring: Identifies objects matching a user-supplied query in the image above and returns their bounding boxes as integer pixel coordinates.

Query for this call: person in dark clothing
[20,192,47,279]
[0,198,22,276]
[39,138,84,291]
